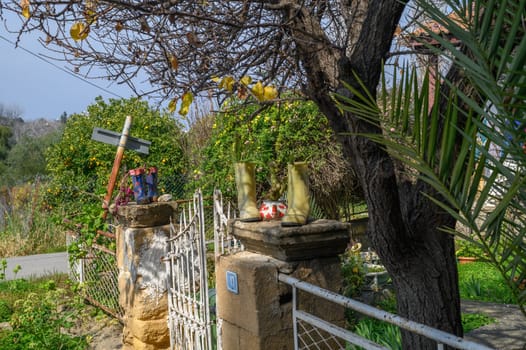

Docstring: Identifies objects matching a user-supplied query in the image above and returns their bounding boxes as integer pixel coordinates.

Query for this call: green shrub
[0,289,87,350]
[455,239,486,258]
[348,318,401,350]
[0,274,86,350]
[0,300,11,322]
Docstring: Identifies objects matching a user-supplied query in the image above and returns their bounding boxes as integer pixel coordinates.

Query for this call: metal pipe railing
[278,273,494,350]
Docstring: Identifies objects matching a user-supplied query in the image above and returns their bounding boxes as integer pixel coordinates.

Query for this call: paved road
[2,252,69,280]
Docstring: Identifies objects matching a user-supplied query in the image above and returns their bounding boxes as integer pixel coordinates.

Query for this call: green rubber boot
[282,162,310,226]
[234,162,261,222]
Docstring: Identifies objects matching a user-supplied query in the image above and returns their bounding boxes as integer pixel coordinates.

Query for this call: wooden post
[102,115,132,217]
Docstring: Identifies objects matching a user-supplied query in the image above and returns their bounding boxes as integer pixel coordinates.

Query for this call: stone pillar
[216,219,350,350]
[116,202,177,350]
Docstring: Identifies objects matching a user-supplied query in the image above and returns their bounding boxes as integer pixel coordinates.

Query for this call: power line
[0,33,125,99]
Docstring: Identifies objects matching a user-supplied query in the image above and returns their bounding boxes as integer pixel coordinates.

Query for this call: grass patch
[458,262,516,304]
[0,208,67,257]
[462,313,495,333]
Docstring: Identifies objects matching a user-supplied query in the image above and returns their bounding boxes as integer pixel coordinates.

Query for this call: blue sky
[0,13,143,121]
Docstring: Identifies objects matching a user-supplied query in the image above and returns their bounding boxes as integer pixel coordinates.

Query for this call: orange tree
[44,97,187,220]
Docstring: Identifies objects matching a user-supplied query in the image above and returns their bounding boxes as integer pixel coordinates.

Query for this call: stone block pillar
[216,219,350,350]
[116,202,177,350]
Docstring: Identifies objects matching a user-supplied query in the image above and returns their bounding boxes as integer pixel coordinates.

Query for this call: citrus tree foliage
[191,98,355,218]
[44,97,187,213]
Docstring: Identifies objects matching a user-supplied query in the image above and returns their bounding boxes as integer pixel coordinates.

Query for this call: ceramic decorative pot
[259,200,287,220]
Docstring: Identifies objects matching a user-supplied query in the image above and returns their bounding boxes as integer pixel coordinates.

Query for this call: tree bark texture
[284,1,463,348]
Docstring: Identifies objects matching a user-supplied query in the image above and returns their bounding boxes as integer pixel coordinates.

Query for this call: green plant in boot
[282,162,310,226]
[234,162,261,222]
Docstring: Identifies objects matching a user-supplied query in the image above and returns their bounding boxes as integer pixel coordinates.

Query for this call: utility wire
[0,33,125,99]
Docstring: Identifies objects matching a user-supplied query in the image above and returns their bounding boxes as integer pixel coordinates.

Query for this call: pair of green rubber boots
[234,162,310,226]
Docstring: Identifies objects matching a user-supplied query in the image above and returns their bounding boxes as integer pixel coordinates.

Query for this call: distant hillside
[0,116,63,143]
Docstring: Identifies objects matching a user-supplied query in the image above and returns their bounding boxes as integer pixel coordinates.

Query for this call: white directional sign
[91,127,151,154]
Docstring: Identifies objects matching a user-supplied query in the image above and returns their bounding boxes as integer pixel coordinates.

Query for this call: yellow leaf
[240,75,252,86]
[168,98,177,113]
[181,91,194,106]
[179,91,193,116]
[211,76,221,83]
[179,105,190,116]
[20,0,30,18]
[21,6,30,18]
[70,22,90,41]
[263,85,278,100]
[219,76,235,92]
[169,56,179,71]
[251,81,264,101]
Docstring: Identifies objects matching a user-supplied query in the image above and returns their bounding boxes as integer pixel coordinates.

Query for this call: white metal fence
[279,274,495,350]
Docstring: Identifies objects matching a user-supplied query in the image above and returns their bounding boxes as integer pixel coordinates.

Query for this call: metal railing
[279,274,494,350]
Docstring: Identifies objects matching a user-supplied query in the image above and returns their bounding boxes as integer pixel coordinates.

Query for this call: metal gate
[164,190,213,350]
[164,189,241,350]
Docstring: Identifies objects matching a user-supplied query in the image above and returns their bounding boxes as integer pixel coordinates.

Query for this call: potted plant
[455,239,484,264]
